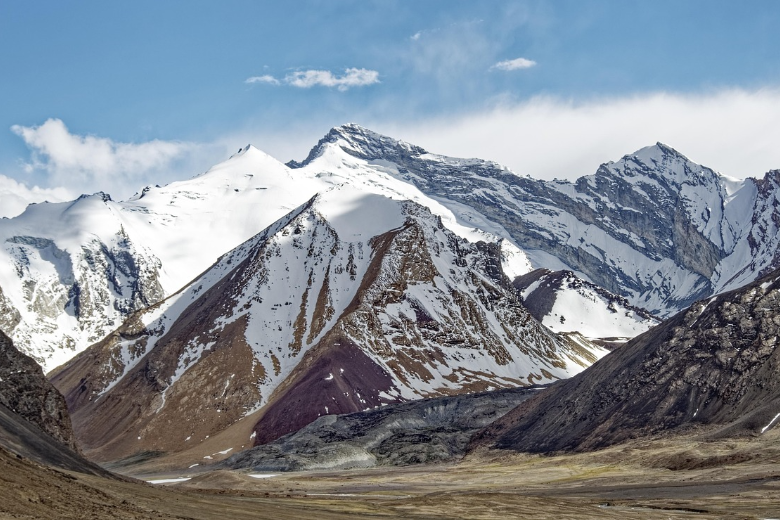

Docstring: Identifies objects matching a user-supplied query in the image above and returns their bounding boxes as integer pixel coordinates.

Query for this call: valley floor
[3,430,780,519]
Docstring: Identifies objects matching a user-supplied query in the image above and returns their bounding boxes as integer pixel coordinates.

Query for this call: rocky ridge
[293,124,780,317]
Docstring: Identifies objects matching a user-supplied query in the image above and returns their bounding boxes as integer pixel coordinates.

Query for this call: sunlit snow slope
[514,269,660,340]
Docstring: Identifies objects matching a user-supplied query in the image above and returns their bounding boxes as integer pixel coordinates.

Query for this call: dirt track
[3,430,780,519]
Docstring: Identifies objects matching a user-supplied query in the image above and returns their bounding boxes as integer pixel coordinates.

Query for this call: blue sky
[2,1,780,215]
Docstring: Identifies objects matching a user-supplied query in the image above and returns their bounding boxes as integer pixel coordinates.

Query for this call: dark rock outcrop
[474,267,780,453]
[0,329,114,476]
[0,329,77,451]
[226,386,540,471]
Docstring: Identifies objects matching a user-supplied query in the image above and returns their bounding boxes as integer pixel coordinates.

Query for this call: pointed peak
[231,143,264,158]
[288,123,427,169]
[76,191,113,203]
[598,142,722,186]
[627,142,689,164]
[218,143,287,171]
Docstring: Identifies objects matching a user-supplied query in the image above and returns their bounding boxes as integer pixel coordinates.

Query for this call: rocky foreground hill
[0,328,111,476]
[0,328,77,451]
[474,266,780,453]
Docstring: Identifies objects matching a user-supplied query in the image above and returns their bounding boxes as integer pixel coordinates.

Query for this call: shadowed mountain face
[474,267,780,454]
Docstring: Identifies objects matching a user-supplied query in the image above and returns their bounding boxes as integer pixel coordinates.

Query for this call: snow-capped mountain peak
[603,141,722,188]
[51,184,606,461]
[2,124,779,374]
[288,123,426,169]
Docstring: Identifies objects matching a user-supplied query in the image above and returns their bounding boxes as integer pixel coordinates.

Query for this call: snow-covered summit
[287,123,426,169]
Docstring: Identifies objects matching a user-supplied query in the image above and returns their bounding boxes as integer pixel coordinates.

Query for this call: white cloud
[376,88,780,181]
[285,68,379,91]
[246,68,379,92]
[491,57,537,71]
[0,174,72,218]
[10,118,206,199]
[245,75,280,85]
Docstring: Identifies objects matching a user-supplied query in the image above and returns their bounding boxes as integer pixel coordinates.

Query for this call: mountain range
[4,125,777,373]
[1,124,779,464]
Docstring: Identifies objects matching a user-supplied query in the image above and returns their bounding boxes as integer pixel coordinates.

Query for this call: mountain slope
[473,266,780,453]
[291,125,780,317]
[515,269,660,341]
[50,186,605,463]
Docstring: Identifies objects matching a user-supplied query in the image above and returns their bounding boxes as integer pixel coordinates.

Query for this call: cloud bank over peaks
[246,68,380,91]
[0,174,72,218]
[9,118,209,202]
[377,88,780,182]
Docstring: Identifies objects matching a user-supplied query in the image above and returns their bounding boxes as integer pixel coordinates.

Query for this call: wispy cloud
[246,68,379,92]
[245,75,280,85]
[491,57,537,71]
[10,118,206,199]
[405,21,495,83]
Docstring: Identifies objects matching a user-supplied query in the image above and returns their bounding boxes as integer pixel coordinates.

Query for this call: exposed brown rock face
[475,268,780,453]
[252,338,396,445]
[0,328,77,451]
